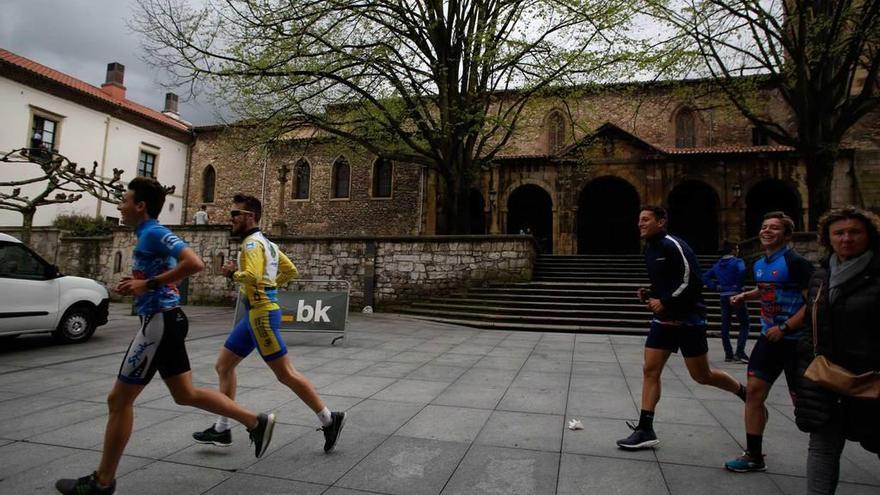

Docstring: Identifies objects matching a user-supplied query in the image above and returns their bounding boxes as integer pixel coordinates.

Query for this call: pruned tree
[133,0,650,233]
[646,0,880,228]
[1,149,130,245]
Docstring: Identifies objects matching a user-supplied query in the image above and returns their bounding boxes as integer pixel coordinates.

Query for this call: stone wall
[83,226,537,309]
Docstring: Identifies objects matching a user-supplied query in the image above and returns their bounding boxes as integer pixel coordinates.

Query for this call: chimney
[100,62,126,99]
[162,92,179,118]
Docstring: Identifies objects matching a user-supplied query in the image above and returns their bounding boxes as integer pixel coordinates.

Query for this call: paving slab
[396,405,492,443]
[557,454,668,495]
[474,410,563,452]
[335,436,469,495]
[441,445,559,495]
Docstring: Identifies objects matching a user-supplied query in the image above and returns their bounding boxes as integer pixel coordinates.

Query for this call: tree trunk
[20,209,35,246]
[803,149,837,230]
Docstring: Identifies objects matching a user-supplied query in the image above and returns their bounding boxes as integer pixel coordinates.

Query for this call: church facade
[184,79,880,255]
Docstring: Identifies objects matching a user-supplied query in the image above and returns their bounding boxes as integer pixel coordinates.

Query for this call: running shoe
[725,451,767,472]
[319,411,347,453]
[248,412,276,458]
[192,425,232,446]
[55,472,115,495]
[616,421,659,450]
[734,353,750,364]
[724,354,735,362]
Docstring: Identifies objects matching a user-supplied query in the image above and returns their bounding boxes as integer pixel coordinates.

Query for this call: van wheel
[54,306,96,343]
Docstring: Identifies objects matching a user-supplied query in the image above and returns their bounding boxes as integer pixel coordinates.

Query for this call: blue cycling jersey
[132,219,187,316]
[753,246,813,339]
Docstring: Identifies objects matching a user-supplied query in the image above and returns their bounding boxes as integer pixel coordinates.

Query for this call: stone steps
[394,254,760,335]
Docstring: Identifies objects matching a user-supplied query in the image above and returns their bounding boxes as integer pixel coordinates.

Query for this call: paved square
[0,304,877,494]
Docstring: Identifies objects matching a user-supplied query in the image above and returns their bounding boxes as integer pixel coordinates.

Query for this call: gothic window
[675,108,696,148]
[372,158,392,198]
[293,160,310,199]
[202,165,216,203]
[331,157,350,198]
[546,111,566,153]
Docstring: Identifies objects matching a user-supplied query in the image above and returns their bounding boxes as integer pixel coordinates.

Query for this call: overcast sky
[1,0,222,125]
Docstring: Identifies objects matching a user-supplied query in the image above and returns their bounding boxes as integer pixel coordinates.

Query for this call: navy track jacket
[644,233,706,324]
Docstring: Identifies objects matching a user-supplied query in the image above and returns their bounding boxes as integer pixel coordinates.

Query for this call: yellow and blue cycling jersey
[233,229,298,310]
[224,228,298,361]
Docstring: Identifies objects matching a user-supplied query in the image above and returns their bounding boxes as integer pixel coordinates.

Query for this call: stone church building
[184,79,880,255]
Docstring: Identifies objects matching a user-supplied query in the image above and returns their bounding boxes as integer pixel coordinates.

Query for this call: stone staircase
[395,254,762,335]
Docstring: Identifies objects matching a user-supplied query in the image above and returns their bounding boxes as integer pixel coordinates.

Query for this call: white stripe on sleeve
[666,235,690,297]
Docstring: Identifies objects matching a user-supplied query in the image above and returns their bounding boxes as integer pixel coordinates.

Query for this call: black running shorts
[118,307,191,385]
[645,321,709,358]
[747,335,798,388]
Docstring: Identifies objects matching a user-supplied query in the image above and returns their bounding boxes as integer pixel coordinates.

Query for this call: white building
[0,48,192,227]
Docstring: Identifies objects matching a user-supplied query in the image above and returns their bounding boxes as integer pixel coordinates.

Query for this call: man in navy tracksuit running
[618,206,747,450]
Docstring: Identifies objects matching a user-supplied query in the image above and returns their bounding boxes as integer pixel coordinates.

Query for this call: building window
[31,115,58,152]
[372,158,392,198]
[546,111,566,153]
[113,252,123,274]
[293,160,310,199]
[751,127,769,146]
[331,157,350,199]
[675,108,696,148]
[137,151,157,177]
[202,165,216,203]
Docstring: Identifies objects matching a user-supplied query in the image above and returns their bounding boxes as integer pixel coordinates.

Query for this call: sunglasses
[230,209,255,218]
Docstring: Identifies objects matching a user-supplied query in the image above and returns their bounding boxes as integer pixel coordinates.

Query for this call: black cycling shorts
[118,307,191,385]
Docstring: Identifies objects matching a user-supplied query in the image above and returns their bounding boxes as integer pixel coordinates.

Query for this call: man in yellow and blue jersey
[193,193,346,453]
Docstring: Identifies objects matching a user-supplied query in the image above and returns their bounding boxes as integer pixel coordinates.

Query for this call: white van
[0,232,109,343]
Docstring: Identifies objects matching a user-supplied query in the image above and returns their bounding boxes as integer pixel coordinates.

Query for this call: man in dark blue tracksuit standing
[618,206,747,450]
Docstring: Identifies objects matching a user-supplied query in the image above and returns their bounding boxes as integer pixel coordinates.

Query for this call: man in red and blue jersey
[725,211,814,473]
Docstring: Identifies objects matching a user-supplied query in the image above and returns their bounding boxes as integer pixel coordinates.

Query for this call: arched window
[113,251,122,274]
[202,165,216,203]
[331,157,350,199]
[675,108,696,148]
[372,158,392,198]
[546,111,566,153]
[292,159,310,199]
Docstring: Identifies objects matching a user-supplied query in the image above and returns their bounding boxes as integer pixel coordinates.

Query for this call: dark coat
[794,253,880,454]
[644,233,706,323]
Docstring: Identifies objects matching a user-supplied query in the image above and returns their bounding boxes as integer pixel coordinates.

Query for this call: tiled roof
[0,48,191,133]
[661,145,794,155]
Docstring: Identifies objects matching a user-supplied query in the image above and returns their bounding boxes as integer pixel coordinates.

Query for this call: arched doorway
[507,184,553,253]
[667,180,720,254]
[468,188,486,234]
[745,179,803,237]
[577,176,640,254]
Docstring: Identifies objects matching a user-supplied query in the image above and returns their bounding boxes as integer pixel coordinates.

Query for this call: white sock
[214,416,230,432]
[317,407,332,427]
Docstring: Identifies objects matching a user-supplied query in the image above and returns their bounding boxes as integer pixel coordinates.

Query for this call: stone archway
[667,180,720,254]
[507,184,553,253]
[468,188,486,234]
[577,176,640,254]
[745,179,803,237]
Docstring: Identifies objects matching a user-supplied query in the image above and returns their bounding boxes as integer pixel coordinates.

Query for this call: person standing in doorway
[617,206,747,450]
[192,193,346,453]
[702,241,752,363]
[193,204,209,225]
[725,211,814,473]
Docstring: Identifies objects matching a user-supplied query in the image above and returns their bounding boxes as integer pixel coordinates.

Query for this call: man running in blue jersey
[192,193,346,453]
[55,178,275,495]
[617,206,746,450]
[725,211,813,472]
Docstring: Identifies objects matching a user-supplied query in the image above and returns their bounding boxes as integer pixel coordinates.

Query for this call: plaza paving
[0,303,877,495]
